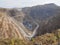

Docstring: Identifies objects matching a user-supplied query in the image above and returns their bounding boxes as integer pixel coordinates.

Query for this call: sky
[0,0,60,8]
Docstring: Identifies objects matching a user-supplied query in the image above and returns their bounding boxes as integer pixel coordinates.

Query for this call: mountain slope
[0,11,23,39]
[22,3,60,22]
[22,3,60,35]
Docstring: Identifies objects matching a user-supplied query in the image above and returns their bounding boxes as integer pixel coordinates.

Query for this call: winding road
[8,15,39,40]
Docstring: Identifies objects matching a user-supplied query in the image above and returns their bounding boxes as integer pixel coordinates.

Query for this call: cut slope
[0,12,23,39]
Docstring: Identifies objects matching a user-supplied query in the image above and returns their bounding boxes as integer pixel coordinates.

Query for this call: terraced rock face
[0,12,23,39]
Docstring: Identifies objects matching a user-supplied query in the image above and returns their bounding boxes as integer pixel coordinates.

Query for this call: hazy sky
[0,0,60,8]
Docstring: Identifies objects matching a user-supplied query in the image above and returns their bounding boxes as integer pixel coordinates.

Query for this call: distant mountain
[22,3,60,23]
[22,3,60,35]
